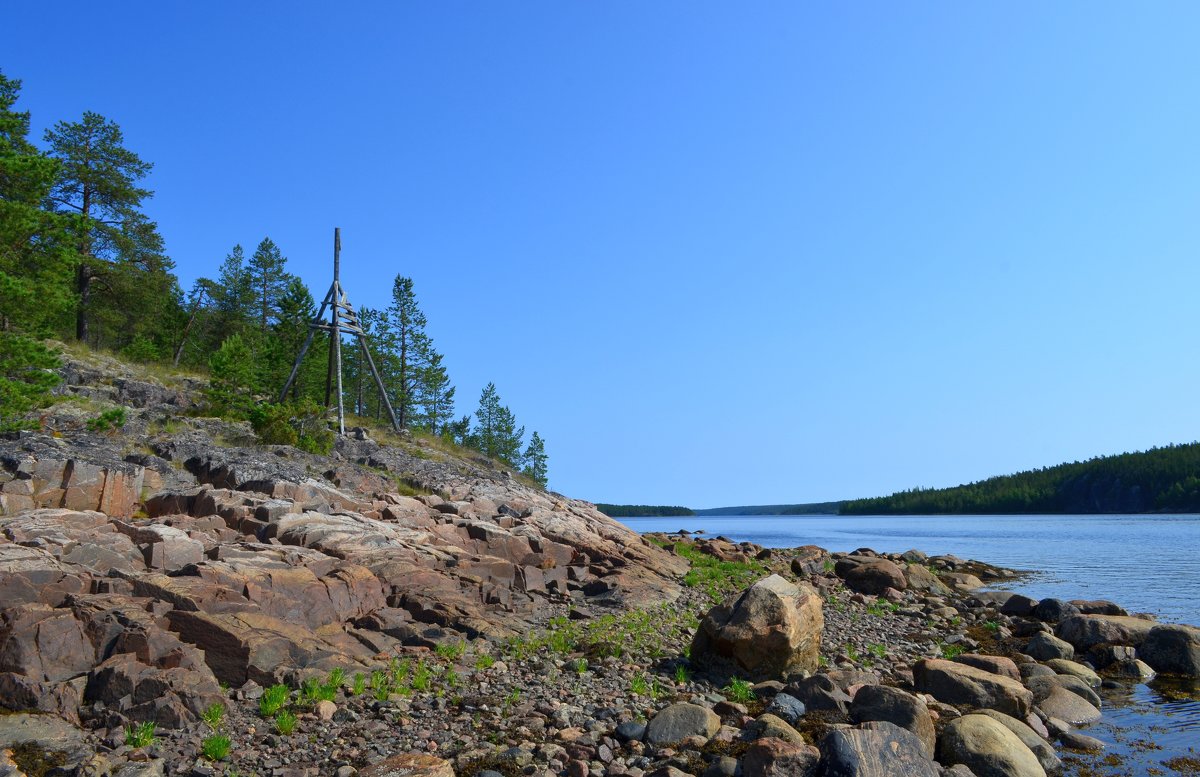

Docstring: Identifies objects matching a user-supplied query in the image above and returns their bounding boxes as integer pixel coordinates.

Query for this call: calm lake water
[619,513,1200,772]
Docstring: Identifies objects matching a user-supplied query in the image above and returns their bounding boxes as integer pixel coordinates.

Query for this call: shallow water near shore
[620,513,1200,774]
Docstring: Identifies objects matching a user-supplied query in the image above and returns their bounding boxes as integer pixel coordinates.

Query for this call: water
[619,513,1200,772]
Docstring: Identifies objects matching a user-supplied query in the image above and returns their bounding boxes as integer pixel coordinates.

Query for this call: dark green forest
[0,69,548,486]
[841,443,1200,515]
[595,504,695,518]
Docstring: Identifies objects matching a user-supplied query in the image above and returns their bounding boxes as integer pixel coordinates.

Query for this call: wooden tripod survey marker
[278,228,400,434]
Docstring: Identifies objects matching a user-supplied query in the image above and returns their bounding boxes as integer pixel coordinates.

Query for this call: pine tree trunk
[75,263,92,342]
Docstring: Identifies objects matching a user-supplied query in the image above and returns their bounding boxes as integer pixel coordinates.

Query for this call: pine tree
[207,334,256,418]
[446,414,472,447]
[415,349,455,435]
[521,431,549,488]
[0,70,74,334]
[43,111,170,344]
[472,382,524,465]
[247,238,289,331]
[213,245,254,327]
[386,275,431,429]
[0,332,60,432]
[272,276,320,400]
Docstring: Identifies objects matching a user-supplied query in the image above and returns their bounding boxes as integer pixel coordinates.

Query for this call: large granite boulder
[1024,632,1074,661]
[849,684,935,757]
[842,559,907,596]
[819,721,938,777]
[691,574,823,680]
[973,710,1061,775]
[1056,614,1157,651]
[912,659,1033,718]
[938,713,1046,777]
[1138,624,1200,676]
[1035,684,1102,724]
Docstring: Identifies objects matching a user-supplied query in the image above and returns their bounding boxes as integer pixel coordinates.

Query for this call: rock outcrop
[0,419,687,730]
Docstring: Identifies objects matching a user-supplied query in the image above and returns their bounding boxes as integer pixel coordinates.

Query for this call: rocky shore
[1,353,1199,777]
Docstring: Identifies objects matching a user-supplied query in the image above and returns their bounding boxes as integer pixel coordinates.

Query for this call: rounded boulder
[691,574,823,680]
[938,713,1046,777]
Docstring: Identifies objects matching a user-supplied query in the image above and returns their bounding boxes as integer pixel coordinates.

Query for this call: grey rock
[1044,659,1100,688]
[1138,624,1200,676]
[1000,595,1039,617]
[702,756,739,777]
[114,761,167,777]
[1032,599,1080,623]
[1034,685,1101,725]
[820,721,938,777]
[615,721,646,742]
[784,674,851,714]
[1057,731,1105,751]
[1023,633,1073,662]
[763,693,806,724]
[973,710,1060,775]
[938,714,1046,777]
[645,703,721,746]
[912,659,1033,719]
[1026,675,1100,709]
[849,684,936,758]
[741,713,806,746]
[1056,615,1157,651]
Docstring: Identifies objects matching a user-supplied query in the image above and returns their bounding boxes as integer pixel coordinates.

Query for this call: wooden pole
[331,229,346,434]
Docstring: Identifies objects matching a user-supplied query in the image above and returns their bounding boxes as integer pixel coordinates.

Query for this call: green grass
[673,541,765,597]
[475,653,496,670]
[674,664,691,684]
[200,702,225,730]
[435,640,466,661]
[867,643,887,659]
[124,721,156,748]
[866,600,901,616]
[940,642,967,659]
[296,668,345,704]
[201,734,231,761]
[411,660,434,692]
[275,710,298,736]
[630,675,650,695]
[504,604,695,662]
[352,673,367,696]
[259,684,291,717]
[724,677,755,703]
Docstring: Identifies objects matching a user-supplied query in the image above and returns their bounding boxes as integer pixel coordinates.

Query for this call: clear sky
[8,3,1200,507]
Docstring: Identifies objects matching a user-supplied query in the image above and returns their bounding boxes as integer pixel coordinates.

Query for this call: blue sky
[8,3,1200,507]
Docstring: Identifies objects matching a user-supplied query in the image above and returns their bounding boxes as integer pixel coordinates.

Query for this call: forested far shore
[841,442,1200,515]
[594,504,695,518]
[695,502,844,516]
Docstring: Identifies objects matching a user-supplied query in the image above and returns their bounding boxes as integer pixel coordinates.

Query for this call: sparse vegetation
[200,702,225,730]
[259,683,291,717]
[86,406,127,432]
[201,733,231,761]
[124,721,156,748]
[724,677,755,703]
[275,710,298,735]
